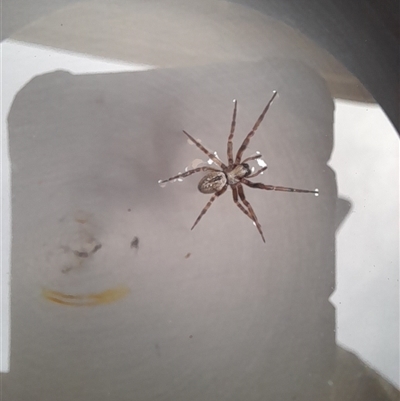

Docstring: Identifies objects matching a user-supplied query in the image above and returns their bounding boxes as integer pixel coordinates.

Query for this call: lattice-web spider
[159,91,318,242]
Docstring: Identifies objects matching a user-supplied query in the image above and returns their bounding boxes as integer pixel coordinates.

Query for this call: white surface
[329,100,399,388]
[1,40,399,389]
[0,39,153,372]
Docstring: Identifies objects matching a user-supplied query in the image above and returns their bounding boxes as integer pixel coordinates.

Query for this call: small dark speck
[73,250,89,258]
[92,243,102,254]
[189,335,193,339]
[185,253,191,259]
[128,208,131,212]
[130,237,139,249]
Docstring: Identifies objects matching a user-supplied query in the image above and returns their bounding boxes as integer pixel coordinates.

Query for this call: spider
[159,91,318,242]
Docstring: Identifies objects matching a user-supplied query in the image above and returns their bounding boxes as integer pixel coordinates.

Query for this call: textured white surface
[3,46,335,401]
[1,39,153,372]
[1,40,398,393]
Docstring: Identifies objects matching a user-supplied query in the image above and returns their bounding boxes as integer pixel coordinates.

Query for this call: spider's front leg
[235,91,277,164]
[227,99,237,166]
[183,130,227,169]
[158,166,219,184]
[239,153,268,179]
[247,166,268,179]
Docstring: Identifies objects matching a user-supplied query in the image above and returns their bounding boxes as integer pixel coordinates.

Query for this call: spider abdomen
[198,172,227,194]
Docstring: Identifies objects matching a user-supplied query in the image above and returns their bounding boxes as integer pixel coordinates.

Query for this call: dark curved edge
[3,0,399,132]
[234,0,399,134]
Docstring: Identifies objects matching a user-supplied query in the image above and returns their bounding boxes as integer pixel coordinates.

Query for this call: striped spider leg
[159,91,318,242]
[158,134,228,230]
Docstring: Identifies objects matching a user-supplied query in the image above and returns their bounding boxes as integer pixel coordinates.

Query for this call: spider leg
[247,165,268,179]
[235,91,277,164]
[182,130,227,169]
[227,99,237,165]
[191,185,228,230]
[241,153,268,178]
[242,179,319,194]
[241,153,262,163]
[232,186,265,242]
[159,167,219,184]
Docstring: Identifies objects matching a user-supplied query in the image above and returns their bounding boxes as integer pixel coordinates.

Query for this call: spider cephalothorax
[159,91,318,242]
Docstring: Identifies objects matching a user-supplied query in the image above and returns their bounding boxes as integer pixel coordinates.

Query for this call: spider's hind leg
[191,185,228,230]
[236,184,266,242]
[158,166,219,184]
[242,179,318,194]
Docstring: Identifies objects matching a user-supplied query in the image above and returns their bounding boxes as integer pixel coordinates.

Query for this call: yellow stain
[42,286,130,306]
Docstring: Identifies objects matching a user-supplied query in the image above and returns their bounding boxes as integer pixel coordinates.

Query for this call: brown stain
[73,210,93,225]
[185,253,191,259]
[42,286,130,306]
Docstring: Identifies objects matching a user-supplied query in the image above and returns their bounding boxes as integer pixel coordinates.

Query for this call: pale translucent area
[329,100,399,388]
[0,39,153,372]
[256,156,267,169]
